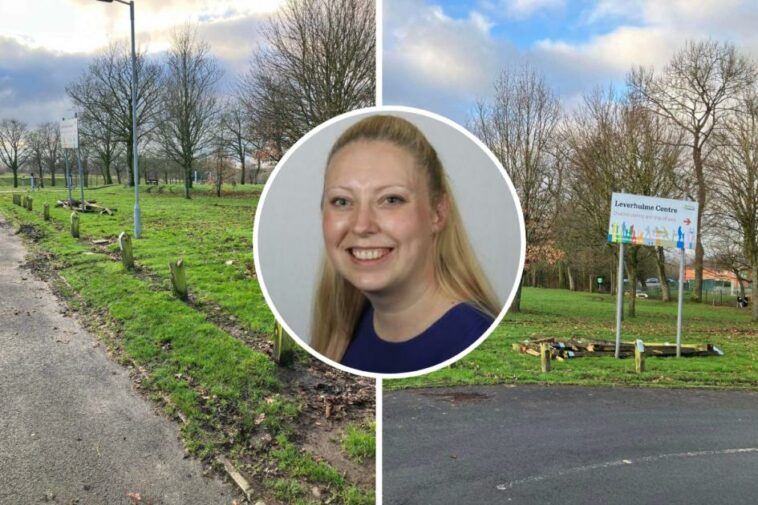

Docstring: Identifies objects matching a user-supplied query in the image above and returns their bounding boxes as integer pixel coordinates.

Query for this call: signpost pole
[676,248,685,358]
[615,242,625,358]
[75,114,85,210]
[63,149,73,208]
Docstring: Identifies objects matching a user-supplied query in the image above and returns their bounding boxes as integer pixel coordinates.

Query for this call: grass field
[0,180,374,505]
[388,287,758,390]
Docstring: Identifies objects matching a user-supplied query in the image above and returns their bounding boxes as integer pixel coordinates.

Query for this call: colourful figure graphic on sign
[676,225,684,249]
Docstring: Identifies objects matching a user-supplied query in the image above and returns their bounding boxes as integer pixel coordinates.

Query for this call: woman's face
[322,140,446,300]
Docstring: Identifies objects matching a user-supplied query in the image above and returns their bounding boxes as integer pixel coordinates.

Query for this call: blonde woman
[312,115,500,373]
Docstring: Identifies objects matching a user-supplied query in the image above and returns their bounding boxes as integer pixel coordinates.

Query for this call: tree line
[0,0,375,198]
[472,40,758,321]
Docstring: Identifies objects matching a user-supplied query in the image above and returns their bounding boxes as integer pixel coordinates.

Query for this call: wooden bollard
[70,211,80,238]
[635,339,645,373]
[43,203,50,221]
[273,321,295,366]
[26,196,32,211]
[118,231,134,270]
[169,259,188,301]
[12,193,19,205]
[540,342,551,373]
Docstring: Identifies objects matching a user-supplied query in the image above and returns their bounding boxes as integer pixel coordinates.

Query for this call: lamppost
[97,0,141,238]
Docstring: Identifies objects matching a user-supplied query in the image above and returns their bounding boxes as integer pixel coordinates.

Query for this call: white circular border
[253,105,526,379]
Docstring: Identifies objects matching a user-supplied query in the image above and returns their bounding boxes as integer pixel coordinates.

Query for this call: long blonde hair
[312,115,499,362]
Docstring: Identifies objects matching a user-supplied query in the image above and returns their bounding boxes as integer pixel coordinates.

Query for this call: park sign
[60,117,78,149]
[607,192,698,251]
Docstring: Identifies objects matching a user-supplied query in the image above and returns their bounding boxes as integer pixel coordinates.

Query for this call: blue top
[341,303,494,374]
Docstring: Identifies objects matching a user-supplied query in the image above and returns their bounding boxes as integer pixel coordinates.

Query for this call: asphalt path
[0,218,238,504]
[384,384,758,504]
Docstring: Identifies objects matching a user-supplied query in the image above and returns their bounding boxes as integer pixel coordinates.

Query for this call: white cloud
[386,1,503,96]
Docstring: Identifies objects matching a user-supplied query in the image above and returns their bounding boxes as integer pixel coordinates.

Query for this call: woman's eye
[383,195,405,205]
[331,197,350,207]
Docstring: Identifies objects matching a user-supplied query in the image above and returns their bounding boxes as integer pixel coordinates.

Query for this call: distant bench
[146,178,159,185]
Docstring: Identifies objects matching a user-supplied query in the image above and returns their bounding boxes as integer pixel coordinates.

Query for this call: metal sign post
[615,242,625,358]
[607,192,699,358]
[75,113,85,209]
[60,117,78,208]
[63,149,73,207]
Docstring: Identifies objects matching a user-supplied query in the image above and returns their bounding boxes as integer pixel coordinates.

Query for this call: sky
[0,0,286,126]
[383,0,758,125]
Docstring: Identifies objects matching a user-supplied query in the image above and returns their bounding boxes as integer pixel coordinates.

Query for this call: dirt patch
[16,223,45,242]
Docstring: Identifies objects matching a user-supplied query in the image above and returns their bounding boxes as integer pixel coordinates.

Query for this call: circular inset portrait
[254,106,525,378]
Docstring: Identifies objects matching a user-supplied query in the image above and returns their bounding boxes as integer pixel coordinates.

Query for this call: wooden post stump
[118,231,134,270]
[43,203,50,221]
[169,259,188,301]
[70,211,80,238]
[12,194,19,205]
[635,339,645,373]
[26,196,32,211]
[540,342,551,373]
[273,321,295,366]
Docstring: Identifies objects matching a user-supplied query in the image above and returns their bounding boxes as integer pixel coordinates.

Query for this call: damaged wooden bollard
[540,342,551,373]
[273,321,295,366]
[635,339,645,374]
[70,211,80,238]
[118,231,134,270]
[12,193,19,205]
[26,196,32,211]
[43,203,50,221]
[169,259,188,301]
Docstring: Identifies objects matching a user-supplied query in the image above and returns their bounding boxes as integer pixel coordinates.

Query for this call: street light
[97,0,141,238]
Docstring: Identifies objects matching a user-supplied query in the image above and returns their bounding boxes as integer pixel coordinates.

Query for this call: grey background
[255,108,523,345]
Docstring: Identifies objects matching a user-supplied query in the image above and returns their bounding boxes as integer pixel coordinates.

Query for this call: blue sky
[383,0,758,125]
[0,0,283,125]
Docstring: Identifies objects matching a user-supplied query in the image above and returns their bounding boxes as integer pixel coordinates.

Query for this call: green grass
[341,421,376,463]
[387,287,758,390]
[0,180,374,504]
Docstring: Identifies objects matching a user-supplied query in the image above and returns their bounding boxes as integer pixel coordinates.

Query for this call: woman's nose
[351,203,379,235]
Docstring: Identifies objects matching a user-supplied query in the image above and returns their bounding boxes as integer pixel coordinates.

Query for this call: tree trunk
[626,247,639,318]
[655,246,671,302]
[12,167,18,188]
[692,143,705,302]
[240,156,246,185]
[752,258,758,322]
[184,166,192,199]
[511,280,522,313]
[567,265,575,291]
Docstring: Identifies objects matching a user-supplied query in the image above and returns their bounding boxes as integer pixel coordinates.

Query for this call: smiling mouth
[348,247,393,261]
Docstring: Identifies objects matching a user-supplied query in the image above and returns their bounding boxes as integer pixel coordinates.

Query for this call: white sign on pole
[608,192,698,250]
[60,117,78,149]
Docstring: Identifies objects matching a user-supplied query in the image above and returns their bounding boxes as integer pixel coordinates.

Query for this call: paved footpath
[0,217,238,504]
[385,384,758,505]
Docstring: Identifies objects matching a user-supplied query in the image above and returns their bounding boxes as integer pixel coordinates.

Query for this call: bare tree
[240,0,375,154]
[0,119,28,188]
[628,39,756,302]
[219,99,251,185]
[159,26,222,199]
[564,87,683,315]
[26,127,46,188]
[471,65,562,311]
[39,122,61,186]
[711,90,758,320]
[67,42,163,187]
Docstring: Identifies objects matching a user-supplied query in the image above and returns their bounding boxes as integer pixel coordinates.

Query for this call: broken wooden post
[43,202,50,221]
[540,342,551,373]
[26,196,32,211]
[169,258,188,301]
[12,193,19,205]
[70,211,80,238]
[273,321,295,366]
[118,231,134,270]
[635,339,645,373]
